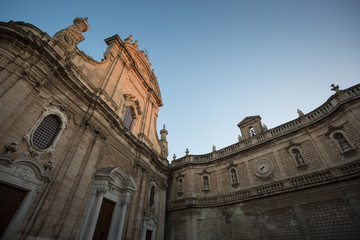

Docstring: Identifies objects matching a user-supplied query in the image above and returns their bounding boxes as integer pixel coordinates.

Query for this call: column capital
[121,198,130,207]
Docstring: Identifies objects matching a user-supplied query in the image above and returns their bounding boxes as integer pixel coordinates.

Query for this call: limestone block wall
[168,179,360,240]
[168,84,360,239]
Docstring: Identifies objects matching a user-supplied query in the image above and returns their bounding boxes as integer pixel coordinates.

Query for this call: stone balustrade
[171,84,360,168]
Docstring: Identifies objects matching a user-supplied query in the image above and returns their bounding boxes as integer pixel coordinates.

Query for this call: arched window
[178,178,183,193]
[230,169,238,184]
[291,148,306,166]
[123,107,134,130]
[333,132,353,152]
[249,127,256,136]
[149,186,155,208]
[32,114,61,150]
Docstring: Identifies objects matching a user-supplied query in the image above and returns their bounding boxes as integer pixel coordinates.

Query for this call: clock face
[254,160,274,178]
[257,163,270,173]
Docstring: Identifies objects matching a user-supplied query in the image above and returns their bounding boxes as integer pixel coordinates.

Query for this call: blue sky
[1,0,360,161]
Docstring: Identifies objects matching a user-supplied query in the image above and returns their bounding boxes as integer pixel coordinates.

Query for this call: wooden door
[145,229,153,240]
[93,199,115,240]
[0,182,27,237]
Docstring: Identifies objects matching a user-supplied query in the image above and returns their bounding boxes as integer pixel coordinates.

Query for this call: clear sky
[1,0,360,161]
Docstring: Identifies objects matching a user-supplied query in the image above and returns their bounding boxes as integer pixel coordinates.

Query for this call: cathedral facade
[0,18,359,240]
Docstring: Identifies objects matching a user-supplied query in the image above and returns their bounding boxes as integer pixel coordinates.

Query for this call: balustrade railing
[170,84,360,167]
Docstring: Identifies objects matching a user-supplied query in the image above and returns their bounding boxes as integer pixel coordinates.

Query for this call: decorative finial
[53,17,89,51]
[262,123,268,131]
[238,135,242,142]
[173,154,176,160]
[212,145,216,152]
[185,148,189,156]
[133,40,138,48]
[125,35,133,44]
[297,109,304,117]
[44,161,53,171]
[331,84,340,93]
[5,142,18,153]
[73,17,89,32]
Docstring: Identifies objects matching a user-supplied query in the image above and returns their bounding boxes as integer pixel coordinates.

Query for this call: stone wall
[168,179,360,239]
[168,84,360,239]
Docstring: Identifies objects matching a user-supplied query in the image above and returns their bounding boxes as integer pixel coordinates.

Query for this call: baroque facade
[0,17,360,240]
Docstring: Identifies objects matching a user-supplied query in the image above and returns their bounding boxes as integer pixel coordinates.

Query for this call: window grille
[32,114,61,149]
[123,107,133,130]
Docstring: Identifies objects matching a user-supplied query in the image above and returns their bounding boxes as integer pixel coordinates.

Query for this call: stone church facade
[0,17,359,240]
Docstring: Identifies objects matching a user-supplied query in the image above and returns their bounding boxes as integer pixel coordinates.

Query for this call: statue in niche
[292,148,305,165]
[203,176,209,189]
[178,178,183,192]
[334,132,352,152]
[231,169,238,184]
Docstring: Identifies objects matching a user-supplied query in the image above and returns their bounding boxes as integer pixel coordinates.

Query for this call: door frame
[0,155,52,240]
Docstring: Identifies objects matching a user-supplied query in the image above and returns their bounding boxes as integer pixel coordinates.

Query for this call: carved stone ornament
[23,67,46,87]
[82,117,108,140]
[331,84,341,93]
[199,168,212,176]
[96,186,109,196]
[0,55,10,68]
[285,140,302,150]
[5,142,18,153]
[23,106,68,158]
[53,17,89,52]
[254,159,274,179]
[122,94,142,116]
[121,198,130,207]
[14,165,34,180]
[226,161,238,170]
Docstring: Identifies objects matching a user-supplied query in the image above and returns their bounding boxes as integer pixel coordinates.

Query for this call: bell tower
[237,115,265,140]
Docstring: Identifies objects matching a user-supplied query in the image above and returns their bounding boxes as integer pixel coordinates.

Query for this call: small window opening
[32,114,61,149]
[249,127,256,136]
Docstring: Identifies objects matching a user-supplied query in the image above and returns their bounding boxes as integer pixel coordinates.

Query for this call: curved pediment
[0,155,52,183]
[95,167,137,191]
